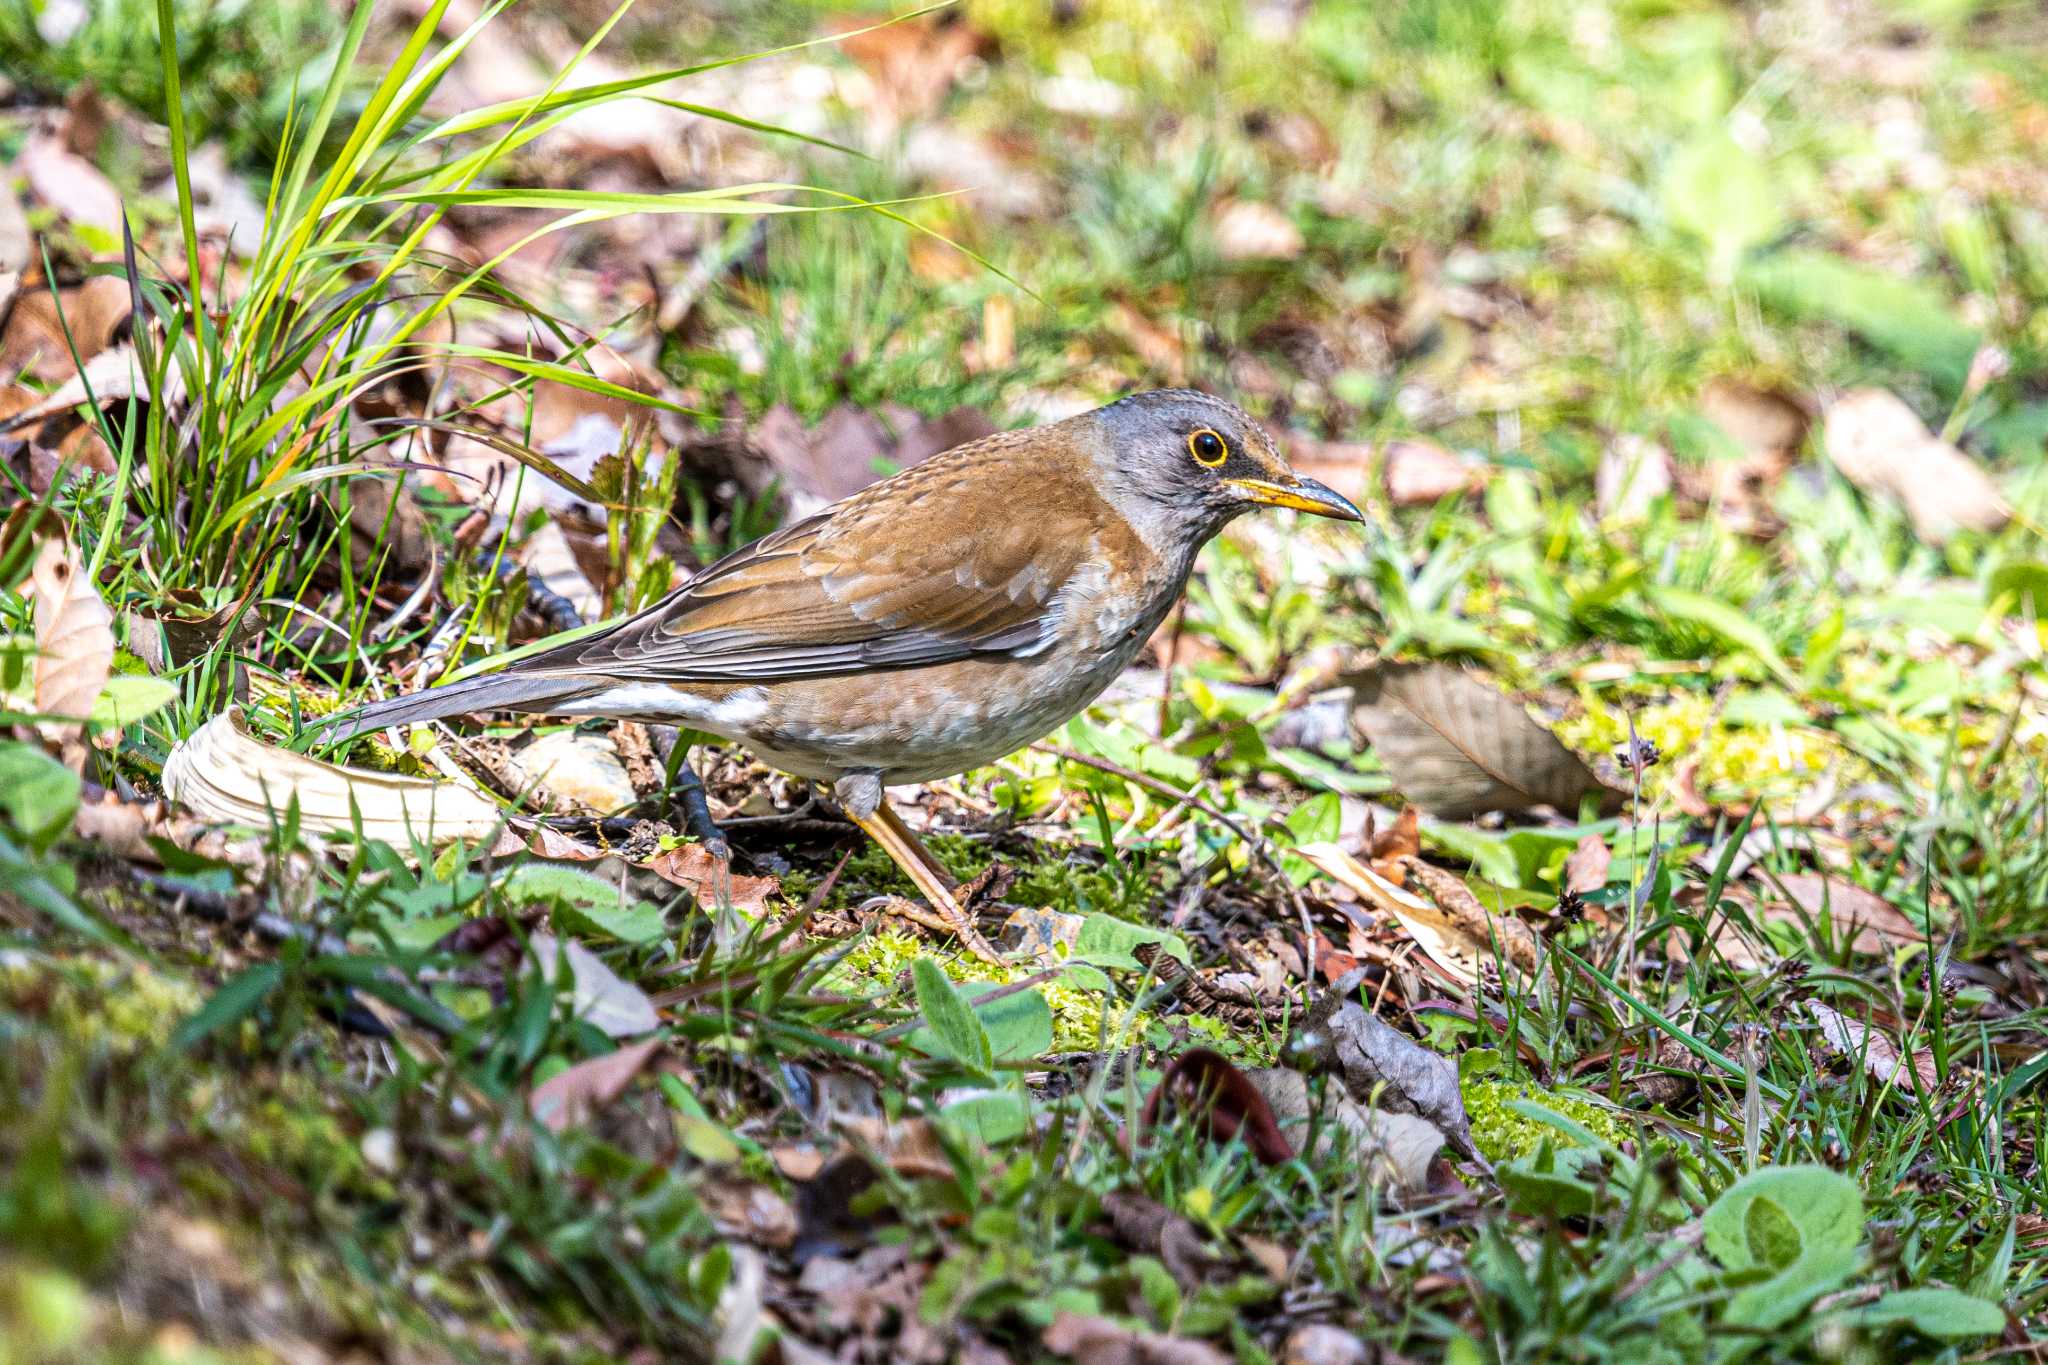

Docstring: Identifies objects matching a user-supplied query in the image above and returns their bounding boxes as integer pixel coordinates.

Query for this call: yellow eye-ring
[1188,428,1228,467]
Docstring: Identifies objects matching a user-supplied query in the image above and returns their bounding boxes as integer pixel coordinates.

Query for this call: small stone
[361,1127,399,1175]
[1285,1323,1371,1365]
[510,731,637,814]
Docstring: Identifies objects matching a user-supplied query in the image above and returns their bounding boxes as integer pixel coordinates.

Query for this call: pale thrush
[335,390,1363,958]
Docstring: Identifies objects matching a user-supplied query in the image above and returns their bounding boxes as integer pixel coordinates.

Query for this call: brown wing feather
[515,428,1124,684]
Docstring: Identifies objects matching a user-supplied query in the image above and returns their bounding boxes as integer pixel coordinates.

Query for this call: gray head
[1091,389,1364,544]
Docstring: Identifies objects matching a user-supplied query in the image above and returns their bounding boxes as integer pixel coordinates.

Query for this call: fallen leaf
[1805,1000,1939,1095]
[831,10,983,126]
[1042,1311,1231,1365]
[18,133,123,236]
[529,1035,661,1131]
[527,932,660,1038]
[1285,968,1487,1168]
[162,706,506,843]
[1758,873,1922,953]
[31,535,113,752]
[1213,199,1303,262]
[0,178,27,316]
[1240,1067,1449,1196]
[1383,438,1481,505]
[1824,388,2007,543]
[1563,834,1611,895]
[1345,663,1623,818]
[1297,842,1532,988]
[1691,378,1807,524]
[642,842,780,912]
[1140,1047,1294,1165]
[1367,804,1422,870]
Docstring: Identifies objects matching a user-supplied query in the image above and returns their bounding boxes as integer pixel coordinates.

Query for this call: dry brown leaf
[1213,199,1303,262]
[1346,662,1622,818]
[162,706,507,843]
[1284,966,1486,1168]
[18,133,123,235]
[1759,873,1922,953]
[1240,1067,1448,1195]
[0,179,27,317]
[703,1181,799,1250]
[1563,833,1612,896]
[31,535,113,752]
[833,1115,953,1181]
[643,842,780,912]
[1824,388,2007,543]
[1694,378,1807,516]
[527,932,661,1037]
[1297,842,1525,991]
[1383,438,1481,505]
[1805,1000,1939,1095]
[529,1036,661,1131]
[831,10,982,126]
[1042,1312,1232,1365]
[1398,856,1541,977]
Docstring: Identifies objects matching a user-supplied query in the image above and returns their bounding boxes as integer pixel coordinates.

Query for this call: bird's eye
[1188,429,1228,467]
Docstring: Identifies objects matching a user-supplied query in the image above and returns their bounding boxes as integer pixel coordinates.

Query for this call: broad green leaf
[90,675,179,729]
[938,1090,1032,1147]
[1663,132,1785,282]
[912,959,993,1077]
[960,983,1053,1064]
[0,742,80,852]
[1073,913,1190,970]
[1704,1166,1863,1271]
[1745,1195,1803,1271]
[1847,1287,2005,1340]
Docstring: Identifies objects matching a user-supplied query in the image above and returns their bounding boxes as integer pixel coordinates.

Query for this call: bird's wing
[521,440,1134,684]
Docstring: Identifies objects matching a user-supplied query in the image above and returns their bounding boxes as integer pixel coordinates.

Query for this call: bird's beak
[1224,475,1366,522]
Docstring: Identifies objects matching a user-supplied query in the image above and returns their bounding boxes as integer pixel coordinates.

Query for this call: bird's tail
[324,672,600,743]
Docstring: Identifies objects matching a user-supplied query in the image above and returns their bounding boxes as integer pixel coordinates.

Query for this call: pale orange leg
[874,801,960,891]
[846,804,1002,966]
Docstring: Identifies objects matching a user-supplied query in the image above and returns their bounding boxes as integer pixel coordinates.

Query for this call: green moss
[1,957,203,1059]
[1462,1079,1631,1164]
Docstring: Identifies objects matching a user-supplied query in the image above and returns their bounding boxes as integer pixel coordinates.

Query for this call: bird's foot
[860,894,1006,967]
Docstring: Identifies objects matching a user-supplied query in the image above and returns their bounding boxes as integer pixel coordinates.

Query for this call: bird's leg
[671,755,731,862]
[836,774,1001,966]
[873,801,960,891]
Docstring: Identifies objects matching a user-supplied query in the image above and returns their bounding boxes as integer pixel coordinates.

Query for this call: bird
[330,389,1364,961]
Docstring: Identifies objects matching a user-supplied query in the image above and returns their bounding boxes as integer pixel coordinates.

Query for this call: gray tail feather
[325,673,597,742]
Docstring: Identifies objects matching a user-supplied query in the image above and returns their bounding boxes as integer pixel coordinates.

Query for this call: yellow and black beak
[1224,475,1365,522]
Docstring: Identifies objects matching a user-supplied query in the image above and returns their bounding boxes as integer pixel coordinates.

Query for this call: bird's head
[1093,389,1364,545]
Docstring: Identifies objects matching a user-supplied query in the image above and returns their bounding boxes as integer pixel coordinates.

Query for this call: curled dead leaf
[1140,1047,1294,1165]
[529,1035,662,1132]
[162,706,506,844]
[1286,968,1487,1170]
[1824,388,2007,544]
[1296,842,1531,989]
[1562,833,1612,896]
[1240,1067,1450,1196]
[31,535,113,752]
[1805,1000,1939,1096]
[1346,663,1622,818]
